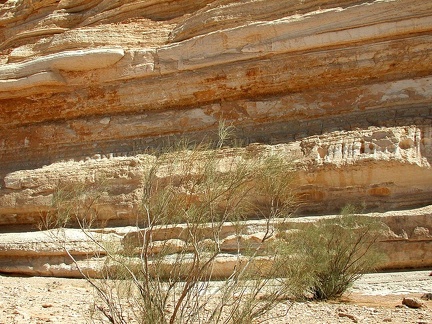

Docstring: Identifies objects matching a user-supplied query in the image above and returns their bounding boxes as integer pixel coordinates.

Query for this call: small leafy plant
[47,130,297,323]
[276,205,385,300]
[43,122,387,322]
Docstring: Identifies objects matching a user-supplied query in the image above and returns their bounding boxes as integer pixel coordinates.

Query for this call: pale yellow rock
[0,0,431,278]
[1,126,430,223]
[0,206,431,277]
[146,239,188,255]
[0,71,65,92]
[220,232,274,252]
[0,48,124,79]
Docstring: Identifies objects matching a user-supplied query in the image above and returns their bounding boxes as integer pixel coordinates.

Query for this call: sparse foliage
[39,181,106,230]
[276,205,385,300]
[46,127,297,323]
[43,124,387,323]
[99,142,296,323]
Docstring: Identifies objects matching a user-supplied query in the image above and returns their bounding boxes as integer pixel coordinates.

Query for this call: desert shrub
[39,181,106,230]
[45,125,386,320]
[106,145,295,323]
[50,129,297,324]
[276,205,385,300]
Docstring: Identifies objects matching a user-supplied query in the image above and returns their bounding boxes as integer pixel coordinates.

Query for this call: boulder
[402,297,425,309]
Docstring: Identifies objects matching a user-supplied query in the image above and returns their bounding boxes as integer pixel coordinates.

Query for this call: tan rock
[1,126,430,224]
[402,297,425,308]
[0,0,430,162]
[0,228,121,257]
[220,232,274,252]
[412,227,432,239]
[145,239,188,256]
[421,293,432,300]
[0,0,431,278]
[0,228,120,277]
[0,207,430,278]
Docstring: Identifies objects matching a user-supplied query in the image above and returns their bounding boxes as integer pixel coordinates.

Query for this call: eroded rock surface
[1,125,430,226]
[1,205,431,278]
[0,0,431,174]
[0,0,431,277]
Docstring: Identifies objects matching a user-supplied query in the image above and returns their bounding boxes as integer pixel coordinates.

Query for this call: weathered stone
[0,0,431,278]
[220,232,274,252]
[0,228,120,277]
[421,293,432,301]
[338,312,360,323]
[0,0,431,175]
[145,239,188,256]
[412,227,432,239]
[402,297,425,309]
[0,209,430,278]
[1,126,431,226]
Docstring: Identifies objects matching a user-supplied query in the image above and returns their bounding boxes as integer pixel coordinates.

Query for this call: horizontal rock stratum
[1,125,431,225]
[0,0,431,277]
[1,0,431,173]
[0,206,431,277]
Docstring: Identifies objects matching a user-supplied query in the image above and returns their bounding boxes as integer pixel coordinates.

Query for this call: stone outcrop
[0,0,431,276]
[402,297,425,309]
[0,0,431,174]
[0,125,430,228]
[1,205,431,278]
[298,125,432,213]
[0,228,116,277]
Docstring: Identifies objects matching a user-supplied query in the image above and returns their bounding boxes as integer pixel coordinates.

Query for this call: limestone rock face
[297,125,432,213]
[0,0,431,174]
[0,0,432,276]
[1,125,430,226]
[0,228,120,277]
[1,206,431,278]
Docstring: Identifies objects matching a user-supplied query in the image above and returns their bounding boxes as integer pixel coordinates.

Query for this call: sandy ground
[0,270,431,323]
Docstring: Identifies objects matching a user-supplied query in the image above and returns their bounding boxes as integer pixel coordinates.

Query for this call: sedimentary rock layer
[1,206,431,277]
[0,0,431,275]
[0,126,430,227]
[0,0,431,177]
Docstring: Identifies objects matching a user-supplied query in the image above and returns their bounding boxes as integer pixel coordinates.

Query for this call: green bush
[44,122,387,321]
[276,206,385,300]
[50,131,297,323]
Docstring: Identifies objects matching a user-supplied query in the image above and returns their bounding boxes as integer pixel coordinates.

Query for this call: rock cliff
[0,0,431,277]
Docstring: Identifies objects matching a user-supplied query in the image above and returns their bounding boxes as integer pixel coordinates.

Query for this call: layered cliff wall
[1,0,431,173]
[0,0,431,276]
[1,125,431,228]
